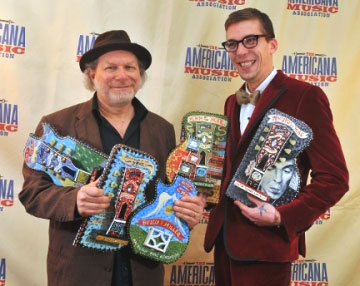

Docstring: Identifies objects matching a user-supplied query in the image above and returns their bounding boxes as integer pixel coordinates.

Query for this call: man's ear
[87,68,96,81]
[269,38,278,55]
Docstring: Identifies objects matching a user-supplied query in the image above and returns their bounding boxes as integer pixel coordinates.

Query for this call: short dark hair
[225,8,275,39]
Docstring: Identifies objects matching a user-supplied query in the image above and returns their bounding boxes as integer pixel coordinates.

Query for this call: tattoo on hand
[259,205,266,216]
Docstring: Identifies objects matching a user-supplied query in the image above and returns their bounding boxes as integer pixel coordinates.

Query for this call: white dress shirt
[239,68,278,135]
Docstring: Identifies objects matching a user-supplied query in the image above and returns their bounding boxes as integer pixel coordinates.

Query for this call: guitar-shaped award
[23,123,107,186]
[226,109,313,206]
[23,124,159,251]
[74,144,158,251]
[129,176,197,263]
[166,111,228,204]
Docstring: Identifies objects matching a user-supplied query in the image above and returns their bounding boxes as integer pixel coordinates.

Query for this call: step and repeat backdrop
[1,0,359,285]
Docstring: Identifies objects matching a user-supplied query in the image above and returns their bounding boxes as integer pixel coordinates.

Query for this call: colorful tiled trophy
[24,123,107,187]
[226,109,313,207]
[166,111,229,204]
[24,111,229,260]
[23,124,158,251]
[128,111,228,263]
[74,144,158,250]
[129,176,197,263]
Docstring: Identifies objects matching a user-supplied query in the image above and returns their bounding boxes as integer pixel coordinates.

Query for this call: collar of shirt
[245,68,278,94]
[91,93,147,123]
[91,93,148,153]
[240,68,277,135]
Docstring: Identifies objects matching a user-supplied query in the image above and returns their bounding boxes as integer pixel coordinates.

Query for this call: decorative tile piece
[166,112,228,204]
[226,108,313,207]
[74,144,158,251]
[129,176,197,263]
[23,123,107,187]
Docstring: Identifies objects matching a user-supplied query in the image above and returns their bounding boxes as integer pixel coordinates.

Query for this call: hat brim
[79,43,152,72]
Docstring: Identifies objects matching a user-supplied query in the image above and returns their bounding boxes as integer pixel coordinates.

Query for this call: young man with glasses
[204,8,348,286]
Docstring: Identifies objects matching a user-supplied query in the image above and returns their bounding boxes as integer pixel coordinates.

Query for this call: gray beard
[107,90,135,105]
[96,87,136,106]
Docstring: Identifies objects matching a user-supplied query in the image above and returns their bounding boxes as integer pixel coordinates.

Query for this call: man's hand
[173,193,207,229]
[234,195,281,227]
[76,180,110,216]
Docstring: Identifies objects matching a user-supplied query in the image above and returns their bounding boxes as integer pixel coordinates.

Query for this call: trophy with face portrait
[226,108,313,207]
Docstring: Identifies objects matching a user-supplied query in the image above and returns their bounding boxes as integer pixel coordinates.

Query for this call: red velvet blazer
[204,70,349,262]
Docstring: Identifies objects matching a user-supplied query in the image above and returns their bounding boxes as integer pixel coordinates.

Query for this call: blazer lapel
[235,71,288,159]
[73,98,104,152]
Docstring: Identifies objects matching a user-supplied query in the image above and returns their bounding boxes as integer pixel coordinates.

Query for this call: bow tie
[235,89,260,105]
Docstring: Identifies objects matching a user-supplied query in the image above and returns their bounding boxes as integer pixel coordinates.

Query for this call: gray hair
[82,58,148,91]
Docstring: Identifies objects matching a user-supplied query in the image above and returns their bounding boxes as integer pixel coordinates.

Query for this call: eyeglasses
[222,35,267,52]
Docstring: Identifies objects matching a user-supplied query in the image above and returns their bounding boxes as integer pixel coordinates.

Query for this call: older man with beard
[19,30,205,286]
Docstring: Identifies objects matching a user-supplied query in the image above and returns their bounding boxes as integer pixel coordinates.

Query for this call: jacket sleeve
[277,85,349,241]
[19,116,80,222]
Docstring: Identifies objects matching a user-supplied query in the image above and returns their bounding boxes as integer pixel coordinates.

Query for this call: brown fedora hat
[79,30,152,72]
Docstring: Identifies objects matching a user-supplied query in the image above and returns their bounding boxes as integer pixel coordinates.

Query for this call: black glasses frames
[222,35,267,52]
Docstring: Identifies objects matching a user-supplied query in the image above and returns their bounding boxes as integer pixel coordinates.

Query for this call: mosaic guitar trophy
[166,111,229,204]
[129,176,197,263]
[23,123,108,187]
[226,109,313,207]
[74,144,158,251]
[23,117,226,261]
[128,111,228,263]
[23,124,158,251]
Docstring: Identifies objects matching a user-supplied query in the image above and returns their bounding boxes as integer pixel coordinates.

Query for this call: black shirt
[92,94,148,286]
[92,94,148,154]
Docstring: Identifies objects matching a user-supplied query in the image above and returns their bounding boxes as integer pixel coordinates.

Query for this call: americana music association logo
[282,52,337,87]
[0,99,19,136]
[168,261,215,286]
[291,258,330,286]
[184,44,238,82]
[188,0,245,10]
[0,173,15,212]
[75,32,98,62]
[0,18,26,59]
[287,0,339,18]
